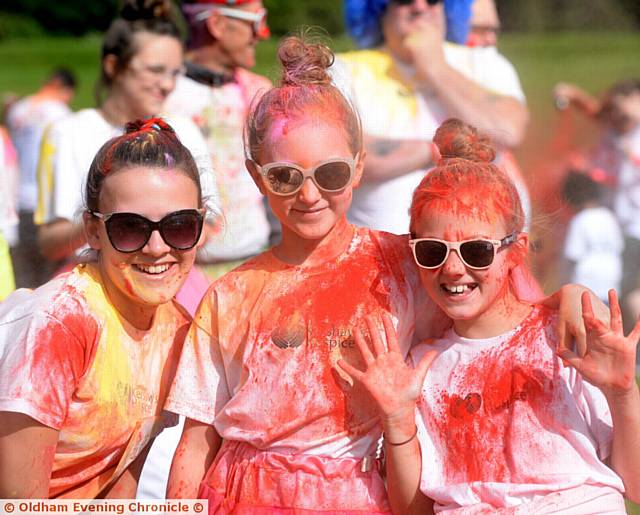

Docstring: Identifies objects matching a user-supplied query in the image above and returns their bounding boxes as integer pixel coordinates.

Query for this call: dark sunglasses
[409,233,518,270]
[91,209,204,253]
[253,154,359,196]
[391,0,442,6]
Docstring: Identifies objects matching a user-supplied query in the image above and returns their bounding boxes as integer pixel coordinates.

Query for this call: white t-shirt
[409,306,625,514]
[6,96,71,212]
[35,108,218,226]
[613,126,640,240]
[564,206,624,301]
[332,43,526,234]
[164,70,271,262]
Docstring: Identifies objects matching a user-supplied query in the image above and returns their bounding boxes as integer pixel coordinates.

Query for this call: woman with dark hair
[35,0,217,299]
[0,119,208,499]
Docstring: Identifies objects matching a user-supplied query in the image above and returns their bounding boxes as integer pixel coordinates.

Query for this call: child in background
[339,118,640,513]
[562,170,624,303]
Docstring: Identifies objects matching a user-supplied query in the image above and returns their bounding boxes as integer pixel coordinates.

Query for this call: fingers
[556,347,583,372]
[381,313,401,355]
[581,291,594,319]
[608,289,623,334]
[416,349,438,385]
[353,327,375,365]
[365,316,387,357]
[336,359,363,384]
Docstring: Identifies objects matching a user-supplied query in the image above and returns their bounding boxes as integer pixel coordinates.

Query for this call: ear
[102,54,119,80]
[205,10,226,41]
[352,150,366,189]
[245,158,267,195]
[509,231,529,267]
[83,211,103,251]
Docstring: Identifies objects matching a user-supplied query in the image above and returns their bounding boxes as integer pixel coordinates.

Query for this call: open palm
[337,314,437,420]
[558,290,640,395]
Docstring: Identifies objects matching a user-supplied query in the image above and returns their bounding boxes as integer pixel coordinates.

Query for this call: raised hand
[337,313,437,424]
[557,290,640,396]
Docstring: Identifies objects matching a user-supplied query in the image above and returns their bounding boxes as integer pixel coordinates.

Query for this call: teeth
[135,263,171,274]
[444,284,469,294]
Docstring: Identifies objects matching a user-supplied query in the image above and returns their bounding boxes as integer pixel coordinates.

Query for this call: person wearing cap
[165,0,272,279]
[332,0,529,234]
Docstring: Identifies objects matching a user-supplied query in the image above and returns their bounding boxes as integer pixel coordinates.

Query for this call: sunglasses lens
[414,240,448,268]
[161,211,202,250]
[460,240,495,268]
[106,214,151,252]
[427,0,441,5]
[266,166,304,194]
[315,161,352,191]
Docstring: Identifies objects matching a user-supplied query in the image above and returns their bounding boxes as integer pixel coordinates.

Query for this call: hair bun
[278,34,334,87]
[433,118,496,164]
[126,117,175,134]
[120,0,173,21]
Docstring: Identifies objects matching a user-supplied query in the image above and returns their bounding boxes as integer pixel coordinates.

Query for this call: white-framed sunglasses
[409,233,519,270]
[195,6,269,38]
[252,154,360,196]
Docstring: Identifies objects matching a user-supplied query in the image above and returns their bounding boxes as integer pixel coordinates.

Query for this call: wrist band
[383,426,418,446]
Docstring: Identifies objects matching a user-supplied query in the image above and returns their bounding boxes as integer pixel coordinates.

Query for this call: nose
[296,177,322,204]
[441,248,466,276]
[159,73,176,94]
[143,230,171,256]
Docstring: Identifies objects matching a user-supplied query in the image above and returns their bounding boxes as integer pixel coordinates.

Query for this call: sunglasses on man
[195,6,270,39]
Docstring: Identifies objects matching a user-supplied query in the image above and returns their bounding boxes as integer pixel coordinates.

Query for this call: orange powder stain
[429,308,559,484]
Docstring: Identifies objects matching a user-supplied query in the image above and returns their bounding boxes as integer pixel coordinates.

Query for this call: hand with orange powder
[341,118,639,513]
[0,118,208,498]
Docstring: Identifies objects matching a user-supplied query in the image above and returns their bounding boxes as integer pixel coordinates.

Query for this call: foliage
[0,12,45,40]
[263,0,344,36]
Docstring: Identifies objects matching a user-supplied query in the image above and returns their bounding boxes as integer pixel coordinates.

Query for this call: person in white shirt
[339,118,640,514]
[6,67,76,288]
[562,170,624,303]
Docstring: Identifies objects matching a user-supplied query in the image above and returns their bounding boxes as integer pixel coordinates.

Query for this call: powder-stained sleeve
[165,290,231,425]
[569,367,614,461]
[0,307,91,430]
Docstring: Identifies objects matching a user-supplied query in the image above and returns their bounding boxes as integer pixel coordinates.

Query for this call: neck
[98,262,157,331]
[188,47,236,77]
[100,91,137,127]
[274,217,354,268]
[453,284,532,339]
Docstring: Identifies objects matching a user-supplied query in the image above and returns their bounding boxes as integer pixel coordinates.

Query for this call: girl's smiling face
[248,118,363,247]
[413,205,527,338]
[85,166,200,328]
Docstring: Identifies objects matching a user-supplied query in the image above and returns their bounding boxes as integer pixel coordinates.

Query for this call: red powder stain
[432,307,558,484]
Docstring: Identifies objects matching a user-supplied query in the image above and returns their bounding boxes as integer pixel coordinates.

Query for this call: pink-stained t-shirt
[0,263,191,498]
[166,227,427,458]
[410,305,626,514]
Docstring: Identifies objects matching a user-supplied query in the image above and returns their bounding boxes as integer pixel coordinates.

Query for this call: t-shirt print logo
[271,325,304,349]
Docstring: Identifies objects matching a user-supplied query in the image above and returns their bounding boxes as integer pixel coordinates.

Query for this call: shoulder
[0,267,98,339]
[47,108,104,137]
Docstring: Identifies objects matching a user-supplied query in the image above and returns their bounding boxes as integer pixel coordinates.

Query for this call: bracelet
[383,426,418,446]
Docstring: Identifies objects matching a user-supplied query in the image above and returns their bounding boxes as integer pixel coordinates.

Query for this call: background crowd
[0,0,639,509]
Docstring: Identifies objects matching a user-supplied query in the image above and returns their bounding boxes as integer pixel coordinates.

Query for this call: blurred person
[333,0,528,233]
[555,79,640,324]
[6,67,77,288]
[0,118,207,499]
[32,0,220,499]
[561,170,623,303]
[165,0,272,278]
[0,126,18,300]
